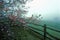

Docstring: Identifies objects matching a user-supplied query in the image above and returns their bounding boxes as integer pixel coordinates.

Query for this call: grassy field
[27,20,60,40]
[11,23,41,40]
[3,18,60,40]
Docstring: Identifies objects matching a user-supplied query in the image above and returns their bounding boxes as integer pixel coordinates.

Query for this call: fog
[26,0,60,21]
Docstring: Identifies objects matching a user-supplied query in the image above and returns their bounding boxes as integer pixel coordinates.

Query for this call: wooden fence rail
[9,19,60,40]
[25,21,60,40]
[26,21,60,33]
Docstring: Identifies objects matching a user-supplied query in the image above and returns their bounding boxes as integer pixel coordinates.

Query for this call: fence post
[43,24,46,40]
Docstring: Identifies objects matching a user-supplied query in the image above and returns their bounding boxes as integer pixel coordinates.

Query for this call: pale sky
[25,0,60,21]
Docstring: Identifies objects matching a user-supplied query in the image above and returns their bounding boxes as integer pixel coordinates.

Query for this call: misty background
[25,0,60,22]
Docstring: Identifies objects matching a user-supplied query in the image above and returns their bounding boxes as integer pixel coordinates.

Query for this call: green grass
[11,24,40,40]
[27,20,60,40]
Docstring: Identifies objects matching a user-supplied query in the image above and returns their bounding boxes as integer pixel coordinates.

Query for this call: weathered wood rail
[25,21,60,40]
